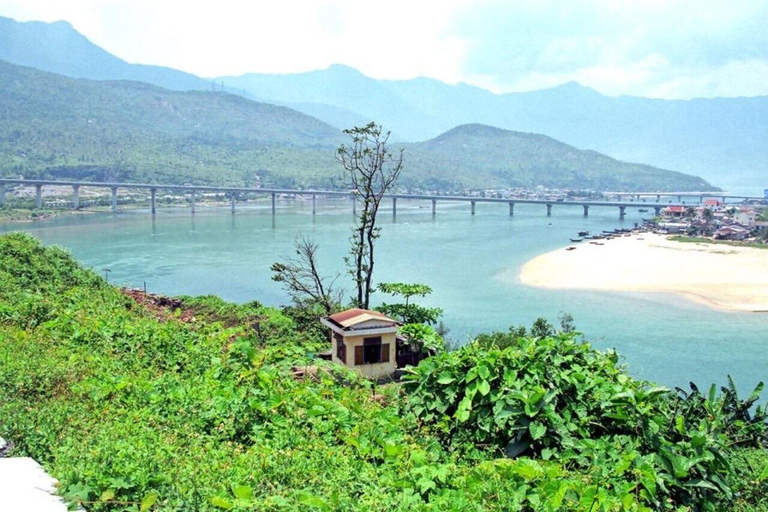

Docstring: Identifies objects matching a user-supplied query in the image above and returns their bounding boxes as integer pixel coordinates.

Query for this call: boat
[566,247,577,251]
[638,208,648,213]
[578,230,590,237]
[570,238,583,242]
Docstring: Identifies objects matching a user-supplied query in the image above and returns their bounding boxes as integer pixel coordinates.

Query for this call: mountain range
[219,65,766,188]
[0,15,730,192]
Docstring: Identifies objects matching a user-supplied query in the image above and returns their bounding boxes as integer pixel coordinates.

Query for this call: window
[354,337,390,365]
[335,333,346,363]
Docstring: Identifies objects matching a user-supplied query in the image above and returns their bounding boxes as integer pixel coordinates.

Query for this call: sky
[1,0,767,99]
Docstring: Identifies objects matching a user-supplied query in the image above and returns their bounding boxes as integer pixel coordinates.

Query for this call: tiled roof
[327,308,398,328]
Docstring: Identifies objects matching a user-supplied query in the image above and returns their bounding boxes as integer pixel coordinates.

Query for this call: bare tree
[337,122,403,309]
[270,237,343,314]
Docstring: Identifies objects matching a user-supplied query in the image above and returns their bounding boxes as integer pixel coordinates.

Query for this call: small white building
[321,309,399,379]
[734,210,757,228]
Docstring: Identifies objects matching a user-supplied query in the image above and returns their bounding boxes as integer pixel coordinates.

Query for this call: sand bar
[519,234,768,313]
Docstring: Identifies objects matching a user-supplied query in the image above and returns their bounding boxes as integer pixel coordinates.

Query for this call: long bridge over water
[0,179,762,219]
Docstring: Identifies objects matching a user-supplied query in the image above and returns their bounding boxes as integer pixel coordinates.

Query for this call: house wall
[331,331,397,378]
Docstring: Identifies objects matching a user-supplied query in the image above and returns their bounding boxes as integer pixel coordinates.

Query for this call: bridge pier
[583,205,589,217]
[431,199,436,215]
[677,195,682,202]
[231,193,236,214]
[656,194,661,202]
[721,196,726,204]
[0,183,5,207]
[392,197,397,217]
[619,206,626,218]
[271,192,276,215]
[35,184,42,209]
[72,185,80,210]
[352,196,357,215]
[471,200,476,215]
[111,187,118,213]
[190,190,196,214]
[312,194,316,215]
[654,206,661,216]
[509,202,514,216]
[546,203,552,216]
[150,188,157,215]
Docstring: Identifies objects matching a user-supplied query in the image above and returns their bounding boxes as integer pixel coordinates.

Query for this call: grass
[669,235,768,250]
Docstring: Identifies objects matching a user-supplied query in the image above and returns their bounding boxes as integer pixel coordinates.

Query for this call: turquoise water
[2,199,766,392]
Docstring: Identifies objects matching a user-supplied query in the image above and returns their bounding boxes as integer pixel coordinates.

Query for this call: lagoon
[2,199,766,392]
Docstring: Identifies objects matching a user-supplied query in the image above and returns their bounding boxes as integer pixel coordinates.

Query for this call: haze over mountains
[0,15,752,192]
[221,65,766,189]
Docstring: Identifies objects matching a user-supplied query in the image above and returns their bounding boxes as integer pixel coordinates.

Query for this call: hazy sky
[1,0,766,98]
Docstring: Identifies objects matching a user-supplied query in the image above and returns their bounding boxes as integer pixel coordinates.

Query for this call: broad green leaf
[437,373,455,385]
[140,492,158,511]
[211,496,234,509]
[477,379,491,396]
[231,484,253,500]
[529,421,546,441]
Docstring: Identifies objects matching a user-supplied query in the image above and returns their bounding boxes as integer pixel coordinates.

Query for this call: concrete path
[0,457,69,511]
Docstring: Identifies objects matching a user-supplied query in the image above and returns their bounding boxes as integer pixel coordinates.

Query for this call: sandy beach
[519,234,768,313]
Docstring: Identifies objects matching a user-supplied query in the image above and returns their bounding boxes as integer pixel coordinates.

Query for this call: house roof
[326,308,398,329]
[666,205,686,213]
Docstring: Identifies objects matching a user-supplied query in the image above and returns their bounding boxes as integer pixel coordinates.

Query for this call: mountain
[0,60,343,187]
[0,15,754,189]
[0,16,253,97]
[219,67,768,188]
[0,60,715,192]
[402,124,715,192]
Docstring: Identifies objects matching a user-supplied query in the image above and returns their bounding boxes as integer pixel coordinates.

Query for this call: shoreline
[518,234,768,313]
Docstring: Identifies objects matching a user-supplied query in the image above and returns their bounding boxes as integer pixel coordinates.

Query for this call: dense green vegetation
[0,60,716,192]
[1,233,766,510]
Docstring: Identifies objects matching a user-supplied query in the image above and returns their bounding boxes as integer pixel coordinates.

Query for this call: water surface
[3,199,765,392]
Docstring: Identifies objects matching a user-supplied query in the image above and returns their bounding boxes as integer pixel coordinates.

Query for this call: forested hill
[0,60,716,191]
[403,125,717,191]
[0,60,344,187]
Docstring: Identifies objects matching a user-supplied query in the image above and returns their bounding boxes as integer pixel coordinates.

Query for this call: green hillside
[404,125,717,191]
[1,233,766,509]
[0,60,716,191]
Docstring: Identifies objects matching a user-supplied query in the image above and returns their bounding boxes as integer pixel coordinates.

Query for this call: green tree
[530,317,555,339]
[399,323,445,354]
[558,312,576,333]
[376,282,443,325]
[337,123,403,308]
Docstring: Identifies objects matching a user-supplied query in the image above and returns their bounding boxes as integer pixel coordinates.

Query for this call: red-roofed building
[663,205,687,218]
[321,309,400,378]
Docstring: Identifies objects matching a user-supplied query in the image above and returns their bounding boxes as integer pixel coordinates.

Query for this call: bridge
[606,191,765,203]
[0,178,703,218]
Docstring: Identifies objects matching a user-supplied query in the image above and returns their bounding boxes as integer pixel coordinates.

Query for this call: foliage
[338,123,403,308]
[399,323,445,355]
[1,233,766,511]
[376,281,443,325]
[403,334,768,510]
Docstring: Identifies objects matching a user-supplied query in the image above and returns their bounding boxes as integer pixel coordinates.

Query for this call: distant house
[714,225,750,240]
[658,221,689,234]
[663,205,686,218]
[734,210,757,228]
[703,199,722,208]
[321,308,429,379]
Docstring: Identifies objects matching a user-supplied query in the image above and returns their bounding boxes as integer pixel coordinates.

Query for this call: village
[653,200,768,243]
